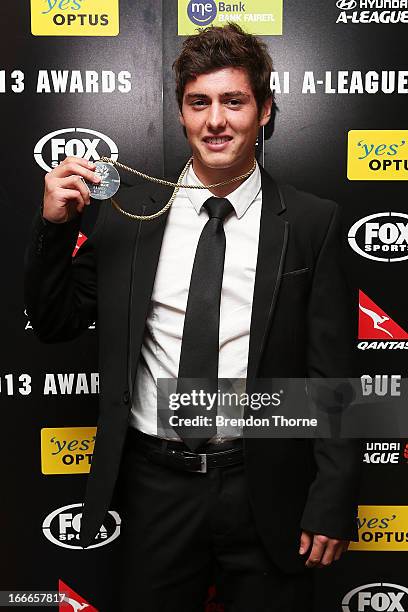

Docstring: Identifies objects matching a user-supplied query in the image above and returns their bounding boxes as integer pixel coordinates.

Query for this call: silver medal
[85,160,121,200]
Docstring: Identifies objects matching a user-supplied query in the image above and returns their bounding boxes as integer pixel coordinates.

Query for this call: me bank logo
[178,0,283,35]
[30,0,119,36]
[188,0,218,25]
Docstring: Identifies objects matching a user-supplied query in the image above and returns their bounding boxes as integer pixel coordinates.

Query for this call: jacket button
[122,390,130,404]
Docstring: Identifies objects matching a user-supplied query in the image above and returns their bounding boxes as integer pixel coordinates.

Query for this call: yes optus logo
[30,0,119,36]
[41,427,97,475]
[348,130,408,180]
[187,0,217,25]
[350,506,408,551]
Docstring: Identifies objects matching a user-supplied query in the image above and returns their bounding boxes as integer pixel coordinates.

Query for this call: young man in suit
[25,24,361,612]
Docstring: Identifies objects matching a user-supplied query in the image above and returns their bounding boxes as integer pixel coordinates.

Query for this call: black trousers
[113,429,313,612]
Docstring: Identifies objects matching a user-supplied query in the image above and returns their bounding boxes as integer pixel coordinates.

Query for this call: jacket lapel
[122,184,172,396]
[246,166,288,392]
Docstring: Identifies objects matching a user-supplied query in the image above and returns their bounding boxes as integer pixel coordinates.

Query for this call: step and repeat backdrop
[1,1,407,610]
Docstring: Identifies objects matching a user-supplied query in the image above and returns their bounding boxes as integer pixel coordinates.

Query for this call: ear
[259,96,272,128]
[179,109,186,127]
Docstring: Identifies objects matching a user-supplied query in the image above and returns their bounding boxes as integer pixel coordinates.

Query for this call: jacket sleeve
[300,202,362,541]
[23,202,106,343]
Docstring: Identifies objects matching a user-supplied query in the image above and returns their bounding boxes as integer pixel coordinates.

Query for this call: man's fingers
[52,161,100,183]
[299,531,312,555]
[60,156,96,169]
[58,188,86,213]
[319,540,340,567]
[58,175,91,205]
[303,535,351,568]
[77,176,91,205]
[305,535,328,568]
[332,540,350,562]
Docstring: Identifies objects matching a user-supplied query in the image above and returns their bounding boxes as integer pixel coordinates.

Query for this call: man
[24,24,361,612]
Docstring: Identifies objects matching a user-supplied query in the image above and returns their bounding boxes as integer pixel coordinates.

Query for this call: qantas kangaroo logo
[359,303,393,338]
[59,579,97,612]
[62,598,89,611]
[358,291,408,339]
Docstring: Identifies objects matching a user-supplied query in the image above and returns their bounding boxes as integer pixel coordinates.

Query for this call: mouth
[202,135,233,151]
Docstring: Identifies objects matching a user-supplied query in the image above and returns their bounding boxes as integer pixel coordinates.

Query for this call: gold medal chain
[109,157,191,222]
[99,156,256,189]
[101,156,256,222]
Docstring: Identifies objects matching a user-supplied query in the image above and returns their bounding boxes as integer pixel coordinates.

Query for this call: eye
[191,100,207,106]
[227,99,242,106]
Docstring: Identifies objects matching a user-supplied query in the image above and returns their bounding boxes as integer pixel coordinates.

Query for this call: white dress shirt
[129,159,262,440]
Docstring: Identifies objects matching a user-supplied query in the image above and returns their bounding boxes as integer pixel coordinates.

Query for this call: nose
[206,102,227,132]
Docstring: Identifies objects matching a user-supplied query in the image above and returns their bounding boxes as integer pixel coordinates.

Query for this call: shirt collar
[183,159,261,220]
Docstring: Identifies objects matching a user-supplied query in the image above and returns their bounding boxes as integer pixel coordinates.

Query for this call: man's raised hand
[42,156,101,224]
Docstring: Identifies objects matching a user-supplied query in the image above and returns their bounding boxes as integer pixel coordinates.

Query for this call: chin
[203,158,234,169]
[197,151,239,170]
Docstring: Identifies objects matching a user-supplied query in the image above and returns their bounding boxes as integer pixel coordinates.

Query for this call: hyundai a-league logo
[336,0,357,9]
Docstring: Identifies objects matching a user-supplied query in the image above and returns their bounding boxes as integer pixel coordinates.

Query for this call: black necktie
[174,196,234,451]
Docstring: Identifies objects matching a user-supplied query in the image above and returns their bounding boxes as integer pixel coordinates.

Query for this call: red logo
[403,443,408,461]
[72,232,87,258]
[205,586,224,612]
[59,579,98,611]
[358,290,408,339]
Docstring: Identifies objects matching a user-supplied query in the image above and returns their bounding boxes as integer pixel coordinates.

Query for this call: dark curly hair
[172,23,274,120]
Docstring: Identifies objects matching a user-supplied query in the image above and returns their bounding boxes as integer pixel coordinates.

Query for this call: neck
[191,157,256,198]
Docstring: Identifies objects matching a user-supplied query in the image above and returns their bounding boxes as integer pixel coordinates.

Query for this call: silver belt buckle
[198,453,207,473]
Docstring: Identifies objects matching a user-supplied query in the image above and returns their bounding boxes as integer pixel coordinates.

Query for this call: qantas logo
[360,302,393,338]
[59,579,97,611]
[358,291,408,350]
[73,232,87,258]
[358,291,408,339]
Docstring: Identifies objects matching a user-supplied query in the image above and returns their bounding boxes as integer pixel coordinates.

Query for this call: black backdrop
[1,1,407,610]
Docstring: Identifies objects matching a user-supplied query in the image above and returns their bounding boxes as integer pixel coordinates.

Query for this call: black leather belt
[127,427,244,474]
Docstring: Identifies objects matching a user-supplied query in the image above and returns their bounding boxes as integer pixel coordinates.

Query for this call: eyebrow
[185,90,250,100]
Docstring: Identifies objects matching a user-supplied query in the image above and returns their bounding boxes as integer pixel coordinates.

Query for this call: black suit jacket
[24,165,361,573]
